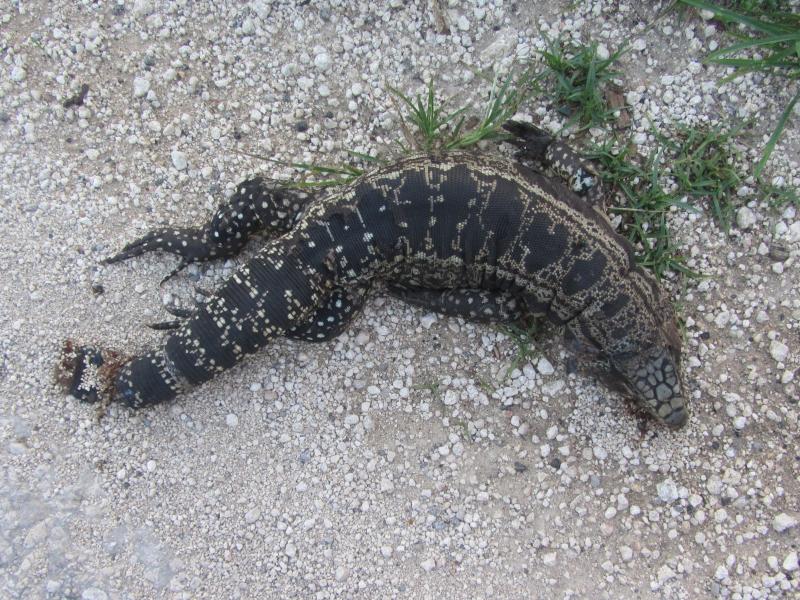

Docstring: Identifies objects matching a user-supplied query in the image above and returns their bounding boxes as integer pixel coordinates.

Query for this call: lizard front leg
[502,120,605,209]
[286,284,370,342]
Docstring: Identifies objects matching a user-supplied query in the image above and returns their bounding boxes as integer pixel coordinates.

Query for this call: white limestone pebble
[783,551,799,572]
[420,558,436,572]
[10,66,26,82]
[770,340,789,363]
[245,508,261,524]
[657,479,679,503]
[171,150,188,171]
[773,513,798,533]
[133,77,150,97]
[420,314,437,329]
[736,206,757,230]
[537,357,555,375]
[314,52,331,71]
[225,413,239,427]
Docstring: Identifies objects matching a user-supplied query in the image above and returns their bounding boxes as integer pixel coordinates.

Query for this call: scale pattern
[58,135,688,428]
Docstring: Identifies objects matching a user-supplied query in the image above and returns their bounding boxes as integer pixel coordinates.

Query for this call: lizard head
[565,297,688,429]
[608,342,687,429]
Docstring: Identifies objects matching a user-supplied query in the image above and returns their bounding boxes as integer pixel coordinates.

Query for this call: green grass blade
[755,86,800,176]
[677,0,788,35]
[706,31,800,60]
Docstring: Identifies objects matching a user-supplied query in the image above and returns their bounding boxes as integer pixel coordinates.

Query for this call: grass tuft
[501,319,543,379]
[654,123,744,232]
[533,38,626,131]
[676,0,800,176]
[588,140,698,280]
[388,68,538,152]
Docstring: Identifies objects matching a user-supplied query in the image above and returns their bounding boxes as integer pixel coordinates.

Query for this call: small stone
[420,558,436,572]
[714,565,728,581]
[245,508,261,524]
[539,444,551,457]
[783,551,799,572]
[537,357,554,375]
[314,52,330,71]
[354,331,370,345]
[773,512,798,532]
[620,546,633,561]
[296,77,313,92]
[11,66,26,82]
[171,150,188,171]
[420,313,437,329]
[133,77,150,97]
[657,565,676,583]
[542,552,557,566]
[381,546,393,558]
[285,543,296,558]
[457,15,470,31]
[334,566,348,581]
[657,479,679,503]
[735,206,757,229]
[770,340,789,363]
[350,82,363,97]
[225,413,239,427]
[769,243,789,262]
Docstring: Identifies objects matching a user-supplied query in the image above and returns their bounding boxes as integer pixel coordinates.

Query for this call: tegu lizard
[58,122,688,429]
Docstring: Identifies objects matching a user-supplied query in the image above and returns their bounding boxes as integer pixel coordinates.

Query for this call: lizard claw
[103,227,215,275]
[502,120,554,163]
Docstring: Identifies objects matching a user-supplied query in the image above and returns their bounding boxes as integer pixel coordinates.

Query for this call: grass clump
[677,0,800,176]
[501,319,543,379]
[588,121,752,276]
[588,140,697,279]
[388,68,537,152]
[655,123,744,232]
[533,38,626,131]
[269,69,538,187]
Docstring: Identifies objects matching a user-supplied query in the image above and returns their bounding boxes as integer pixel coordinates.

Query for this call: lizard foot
[56,340,128,407]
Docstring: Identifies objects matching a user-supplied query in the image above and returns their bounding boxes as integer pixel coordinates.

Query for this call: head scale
[567,279,688,429]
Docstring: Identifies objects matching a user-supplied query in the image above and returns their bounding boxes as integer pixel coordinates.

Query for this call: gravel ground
[2,1,799,598]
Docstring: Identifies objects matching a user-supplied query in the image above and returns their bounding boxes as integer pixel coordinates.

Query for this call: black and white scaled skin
[58,122,689,429]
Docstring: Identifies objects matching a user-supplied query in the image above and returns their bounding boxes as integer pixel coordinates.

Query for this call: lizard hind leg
[103,178,313,281]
